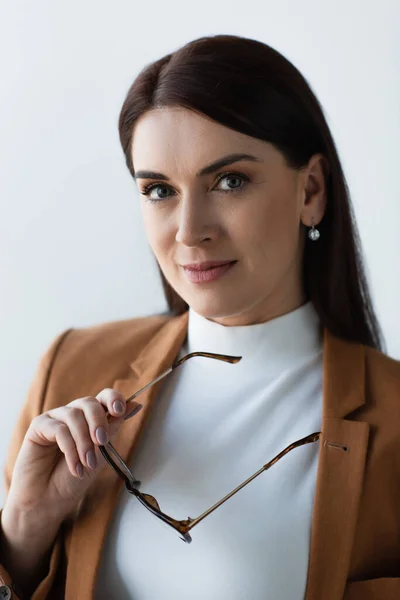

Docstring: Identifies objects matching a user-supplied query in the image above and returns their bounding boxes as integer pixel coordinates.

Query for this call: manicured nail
[124,403,143,421]
[96,427,108,445]
[86,450,97,470]
[113,400,125,414]
[76,462,84,479]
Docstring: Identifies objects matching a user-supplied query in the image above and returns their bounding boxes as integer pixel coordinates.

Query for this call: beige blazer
[1,310,400,599]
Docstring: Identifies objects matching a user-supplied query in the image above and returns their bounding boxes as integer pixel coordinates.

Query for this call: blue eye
[140,172,249,204]
[141,183,172,202]
[216,173,248,193]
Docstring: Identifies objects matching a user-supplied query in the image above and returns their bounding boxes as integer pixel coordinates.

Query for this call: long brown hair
[118,34,385,352]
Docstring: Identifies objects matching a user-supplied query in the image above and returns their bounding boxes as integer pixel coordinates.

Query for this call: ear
[300,153,329,226]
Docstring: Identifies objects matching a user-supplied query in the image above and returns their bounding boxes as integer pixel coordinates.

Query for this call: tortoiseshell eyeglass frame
[99,351,321,543]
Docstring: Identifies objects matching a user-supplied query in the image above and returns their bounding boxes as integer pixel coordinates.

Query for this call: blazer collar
[127,310,190,380]
[66,311,369,600]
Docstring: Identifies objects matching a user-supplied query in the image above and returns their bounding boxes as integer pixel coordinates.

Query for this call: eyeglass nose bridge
[99,440,197,543]
[125,481,195,543]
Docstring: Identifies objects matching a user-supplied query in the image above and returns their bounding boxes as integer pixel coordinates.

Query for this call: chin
[185,295,246,321]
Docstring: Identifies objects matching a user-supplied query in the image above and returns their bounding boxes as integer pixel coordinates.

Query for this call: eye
[139,172,250,204]
[140,183,173,203]
[214,172,249,193]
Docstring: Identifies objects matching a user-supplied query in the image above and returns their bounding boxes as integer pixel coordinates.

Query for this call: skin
[131,107,328,326]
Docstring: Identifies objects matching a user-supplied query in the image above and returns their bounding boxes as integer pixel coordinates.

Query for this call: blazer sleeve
[0,328,74,600]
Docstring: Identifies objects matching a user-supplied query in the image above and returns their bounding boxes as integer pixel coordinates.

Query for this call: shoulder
[64,311,173,352]
[56,311,178,367]
[41,312,179,402]
[363,344,400,395]
[355,343,400,439]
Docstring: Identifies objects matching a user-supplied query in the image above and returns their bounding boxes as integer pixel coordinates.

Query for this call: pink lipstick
[182,260,237,283]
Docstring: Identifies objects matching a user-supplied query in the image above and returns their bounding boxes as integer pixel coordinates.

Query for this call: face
[131,107,326,326]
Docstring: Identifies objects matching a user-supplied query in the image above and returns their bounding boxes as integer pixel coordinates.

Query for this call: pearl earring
[308,217,320,241]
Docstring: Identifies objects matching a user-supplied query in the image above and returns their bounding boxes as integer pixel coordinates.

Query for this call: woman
[0,34,399,600]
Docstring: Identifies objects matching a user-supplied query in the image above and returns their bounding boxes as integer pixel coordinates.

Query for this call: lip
[181,260,236,271]
[182,260,237,284]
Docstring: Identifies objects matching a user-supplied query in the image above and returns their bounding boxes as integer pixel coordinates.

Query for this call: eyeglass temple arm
[187,432,322,530]
[124,351,242,403]
[99,351,242,483]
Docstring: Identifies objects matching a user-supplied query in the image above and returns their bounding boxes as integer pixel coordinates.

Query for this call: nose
[175,195,218,246]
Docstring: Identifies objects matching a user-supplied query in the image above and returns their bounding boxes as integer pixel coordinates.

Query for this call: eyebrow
[133,153,262,181]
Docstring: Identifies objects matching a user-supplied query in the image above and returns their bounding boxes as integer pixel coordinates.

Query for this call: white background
[0,0,399,503]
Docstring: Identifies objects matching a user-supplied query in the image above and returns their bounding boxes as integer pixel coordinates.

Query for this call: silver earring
[308,217,320,241]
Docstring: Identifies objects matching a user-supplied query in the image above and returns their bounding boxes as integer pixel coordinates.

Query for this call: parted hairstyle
[117,33,385,353]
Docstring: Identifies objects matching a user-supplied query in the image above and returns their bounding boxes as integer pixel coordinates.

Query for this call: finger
[45,405,101,471]
[28,415,85,478]
[49,399,110,451]
[94,389,143,423]
[95,388,128,418]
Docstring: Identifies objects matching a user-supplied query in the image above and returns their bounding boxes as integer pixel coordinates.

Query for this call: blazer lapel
[65,311,189,599]
[65,311,369,600]
[304,329,370,600]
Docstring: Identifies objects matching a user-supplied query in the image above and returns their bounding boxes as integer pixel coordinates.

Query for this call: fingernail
[86,450,97,470]
[113,400,125,414]
[124,403,143,421]
[76,462,84,479]
[96,427,108,445]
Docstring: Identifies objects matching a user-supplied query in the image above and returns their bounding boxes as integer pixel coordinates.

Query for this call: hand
[4,389,142,523]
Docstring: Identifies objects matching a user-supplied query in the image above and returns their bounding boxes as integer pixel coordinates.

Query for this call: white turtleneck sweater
[95,301,324,600]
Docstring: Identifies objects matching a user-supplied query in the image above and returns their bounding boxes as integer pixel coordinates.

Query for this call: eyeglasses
[99,351,321,543]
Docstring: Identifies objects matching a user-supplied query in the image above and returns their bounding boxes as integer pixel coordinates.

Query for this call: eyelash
[139,171,250,203]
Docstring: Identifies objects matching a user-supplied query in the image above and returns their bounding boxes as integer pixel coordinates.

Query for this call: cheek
[142,206,167,247]
[141,208,172,256]
[239,194,299,266]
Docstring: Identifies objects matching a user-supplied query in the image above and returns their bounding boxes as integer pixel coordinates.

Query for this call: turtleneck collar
[186,301,323,374]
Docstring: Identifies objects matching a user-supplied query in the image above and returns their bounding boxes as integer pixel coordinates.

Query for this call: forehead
[131,107,279,177]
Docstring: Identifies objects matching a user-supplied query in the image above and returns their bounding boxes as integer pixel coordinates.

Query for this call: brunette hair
[118,34,385,352]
